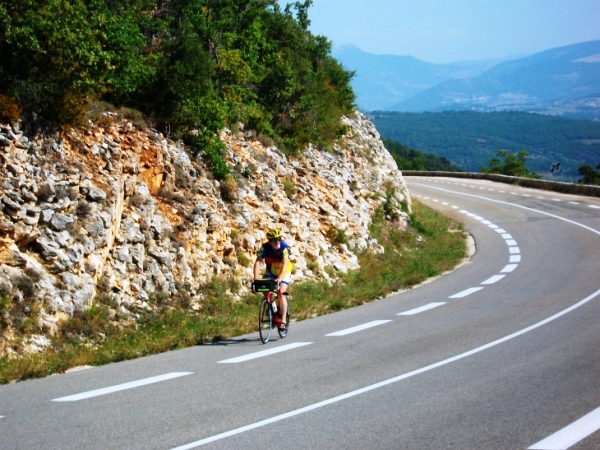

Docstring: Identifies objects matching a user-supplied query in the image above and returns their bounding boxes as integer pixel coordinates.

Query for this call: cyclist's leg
[277,273,292,328]
[262,273,281,320]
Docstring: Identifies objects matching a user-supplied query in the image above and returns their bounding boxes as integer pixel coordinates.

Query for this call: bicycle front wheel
[259,299,272,343]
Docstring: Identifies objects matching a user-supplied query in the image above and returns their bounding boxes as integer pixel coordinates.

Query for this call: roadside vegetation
[0,200,466,384]
[480,150,541,179]
[577,162,600,185]
[382,138,463,172]
[0,0,355,179]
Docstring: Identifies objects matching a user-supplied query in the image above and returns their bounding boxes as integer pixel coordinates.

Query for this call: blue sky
[305,0,600,63]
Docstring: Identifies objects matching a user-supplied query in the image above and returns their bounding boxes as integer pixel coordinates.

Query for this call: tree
[480,150,541,179]
[577,162,600,185]
[0,0,356,179]
[382,138,462,171]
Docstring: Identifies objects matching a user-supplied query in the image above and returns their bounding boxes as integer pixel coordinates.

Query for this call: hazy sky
[305,0,600,63]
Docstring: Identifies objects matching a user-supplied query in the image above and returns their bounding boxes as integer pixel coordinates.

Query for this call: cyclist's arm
[253,256,264,280]
[275,257,290,283]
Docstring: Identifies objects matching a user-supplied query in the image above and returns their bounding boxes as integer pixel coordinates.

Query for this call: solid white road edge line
[52,372,193,402]
[170,287,600,450]
[397,303,446,315]
[326,320,392,336]
[218,343,312,363]
[528,405,600,450]
[415,179,600,235]
[448,287,484,298]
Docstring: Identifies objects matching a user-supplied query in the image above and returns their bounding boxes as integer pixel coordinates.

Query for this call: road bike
[251,279,289,344]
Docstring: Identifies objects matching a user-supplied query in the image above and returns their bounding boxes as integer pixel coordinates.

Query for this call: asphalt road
[2,176,600,450]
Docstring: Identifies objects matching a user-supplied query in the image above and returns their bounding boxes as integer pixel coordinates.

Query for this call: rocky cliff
[0,111,410,356]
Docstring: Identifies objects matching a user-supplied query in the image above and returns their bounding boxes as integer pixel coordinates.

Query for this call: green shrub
[219,176,239,202]
[13,275,35,299]
[480,150,541,179]
[327,227,349,245]
[158,187,188,205]
[577,162,600,185]
[0,94,21,123]
[306,256,320,273]
[0,0,355,179]
[236,249,251,267]
[282,179,297,198]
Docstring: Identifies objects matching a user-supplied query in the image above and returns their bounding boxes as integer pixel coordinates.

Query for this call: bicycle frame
[254,280,289,344]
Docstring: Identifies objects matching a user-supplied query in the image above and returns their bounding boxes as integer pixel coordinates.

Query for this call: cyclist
[253,228,293,330]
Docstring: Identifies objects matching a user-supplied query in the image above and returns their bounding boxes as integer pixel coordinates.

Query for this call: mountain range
[334,41,600,121]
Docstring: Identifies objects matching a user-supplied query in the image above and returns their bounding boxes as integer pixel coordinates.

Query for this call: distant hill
[370,111,600,181]
[332,45,508,111]
[382,138,463,172]
[389,41,600,121]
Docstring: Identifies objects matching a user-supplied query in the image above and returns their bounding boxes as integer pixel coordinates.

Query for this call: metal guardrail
[401,171,600,198]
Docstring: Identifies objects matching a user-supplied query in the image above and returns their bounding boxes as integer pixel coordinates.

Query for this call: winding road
[2,176,600,449]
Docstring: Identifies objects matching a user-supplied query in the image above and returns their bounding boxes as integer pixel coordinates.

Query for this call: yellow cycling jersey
[258,241,293,276]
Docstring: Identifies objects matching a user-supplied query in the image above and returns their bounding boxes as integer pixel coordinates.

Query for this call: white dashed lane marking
[326,320,392,337]
[481,275,506,285]
[501,264,518,273]
[218,343,313,363]
[52,372,193,402]
[449,287,484,298]
[397,303,446,315]
[173,288,600,450]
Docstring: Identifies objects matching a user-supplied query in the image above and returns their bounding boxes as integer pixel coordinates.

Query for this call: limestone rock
[0,111,411,355]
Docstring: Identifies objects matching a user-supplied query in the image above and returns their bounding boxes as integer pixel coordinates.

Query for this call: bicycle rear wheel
[259,298,272,343]
[277,307,290,338]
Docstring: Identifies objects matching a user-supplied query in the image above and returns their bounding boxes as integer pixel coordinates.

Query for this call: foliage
[219,176,239,201]
[577,162,600,185]
[0,0,355,177]
[382,138,463,171]
[0,94,21,123]
[327,226,349,246]
[371,111,600,181]
[282,178,297,198]
[480,150,541,179]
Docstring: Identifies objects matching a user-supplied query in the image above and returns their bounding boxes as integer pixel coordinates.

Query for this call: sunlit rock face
[0,111,410,355]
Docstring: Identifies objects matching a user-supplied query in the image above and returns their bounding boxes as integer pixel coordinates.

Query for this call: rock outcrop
[0,111,410,356]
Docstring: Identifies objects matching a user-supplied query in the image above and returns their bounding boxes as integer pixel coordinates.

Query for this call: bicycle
[251,278,289,344]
